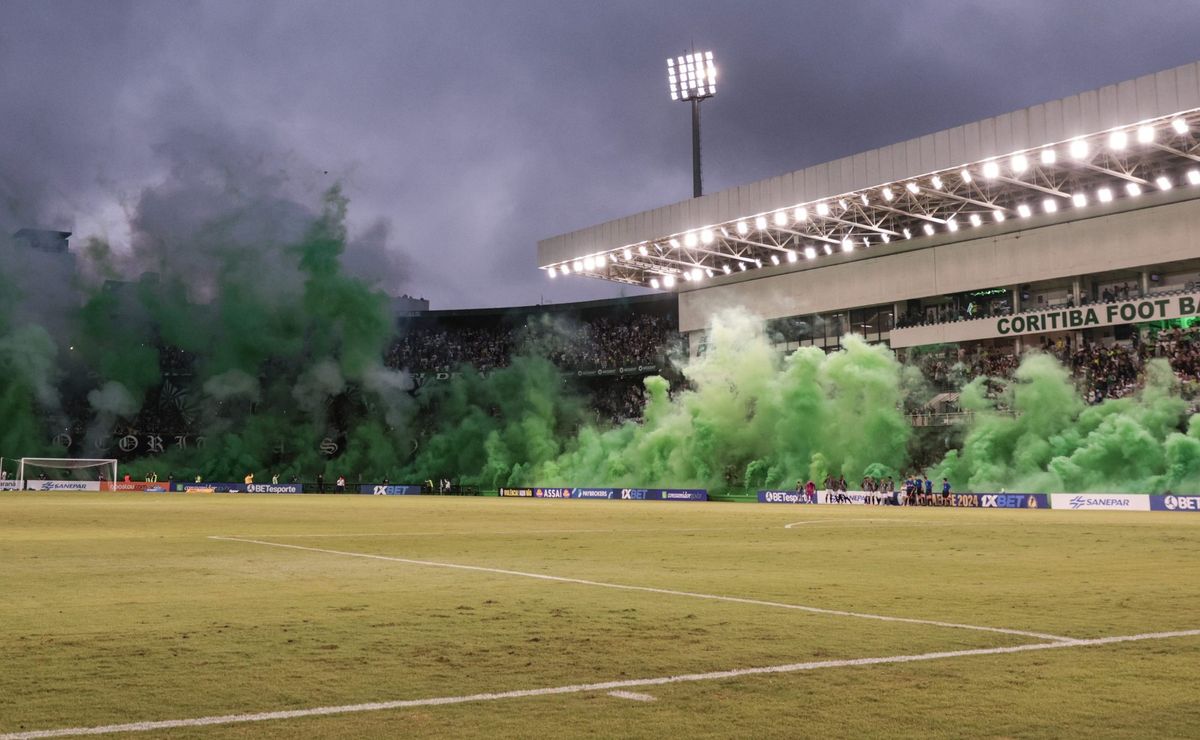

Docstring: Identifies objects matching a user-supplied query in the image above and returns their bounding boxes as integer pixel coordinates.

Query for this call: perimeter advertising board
[497,487,707,501]
[757,490,818,504]
[359,484,422,495]
[1150,494,1200,511]
[1048,494,1151,511]
[949,493,1049,509]
[27,480,103,492]
[102,481,170,492]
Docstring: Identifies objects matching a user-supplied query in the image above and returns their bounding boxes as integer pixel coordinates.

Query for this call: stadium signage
[0,479,21,491]
[1151,495,1200,511]
[179,482,246,493]
[246,483,303,494]
[360,484,422,495]
[498,487,707,501]
[950,493,1048,509]
[498,488,535,497]
[757,490,817,504]
[102,481,169,492]
[34,480,102,492]
[997,295,1200,337]
[1049,493,1150,511]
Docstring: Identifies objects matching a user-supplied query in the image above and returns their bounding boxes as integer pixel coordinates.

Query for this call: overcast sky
[3,1,1200,309]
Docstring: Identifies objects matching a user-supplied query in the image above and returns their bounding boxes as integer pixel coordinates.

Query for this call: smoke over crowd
[5,166,1200,494]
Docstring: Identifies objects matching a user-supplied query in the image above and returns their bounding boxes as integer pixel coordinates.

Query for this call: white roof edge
[539,59,1200,266]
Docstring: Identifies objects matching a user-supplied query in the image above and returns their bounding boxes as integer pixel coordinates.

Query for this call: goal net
[15,458,118,489]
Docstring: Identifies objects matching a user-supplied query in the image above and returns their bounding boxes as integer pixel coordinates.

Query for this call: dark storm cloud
[2,0,1200,308]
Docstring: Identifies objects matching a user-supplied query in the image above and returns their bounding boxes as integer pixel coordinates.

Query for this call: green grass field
[1,493,1198,739]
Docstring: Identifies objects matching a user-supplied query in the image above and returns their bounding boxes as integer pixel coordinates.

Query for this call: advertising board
[1049,494,1151,511]
[757,490,818,504]
[1150,494,1200,511]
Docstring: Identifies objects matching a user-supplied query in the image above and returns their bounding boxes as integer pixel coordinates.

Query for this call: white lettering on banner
[0,480,20,491]
[817,491,871,505]
[1163,495,1200,511]
[31,480,103,492]
[1049,493,1151,511]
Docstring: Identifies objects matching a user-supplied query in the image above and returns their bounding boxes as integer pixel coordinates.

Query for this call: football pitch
[1,493,1198,738]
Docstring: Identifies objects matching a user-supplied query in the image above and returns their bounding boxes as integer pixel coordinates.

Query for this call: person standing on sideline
[336,474,346,493]
[316,472,325,493]
[244,472,254,486]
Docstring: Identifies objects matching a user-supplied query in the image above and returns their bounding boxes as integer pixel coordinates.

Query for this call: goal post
[16,458,118,488]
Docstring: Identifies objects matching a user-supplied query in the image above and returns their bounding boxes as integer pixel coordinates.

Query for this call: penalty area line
[209,535,1074,643]
[5,629,1199,739]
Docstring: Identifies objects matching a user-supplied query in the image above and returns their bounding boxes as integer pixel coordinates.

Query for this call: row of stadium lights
[547,117,1198,287]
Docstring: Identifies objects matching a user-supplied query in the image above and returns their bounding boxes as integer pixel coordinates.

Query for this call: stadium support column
[692,98,703,198]
[1072,277,1081,306]
[1012,285,1023,354]
[1141,271,1151,297]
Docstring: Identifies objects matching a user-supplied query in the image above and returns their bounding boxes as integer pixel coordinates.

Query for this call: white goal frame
[17,458,118,485]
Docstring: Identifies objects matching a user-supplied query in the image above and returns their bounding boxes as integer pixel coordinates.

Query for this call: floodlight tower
[667,50,716,198]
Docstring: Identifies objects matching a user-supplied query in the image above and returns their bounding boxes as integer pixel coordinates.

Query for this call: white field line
[607,691,657,702]
[5,629,1199,740]
[222,527,756,538]
[785,518,898,528]
[209,536,1074,643]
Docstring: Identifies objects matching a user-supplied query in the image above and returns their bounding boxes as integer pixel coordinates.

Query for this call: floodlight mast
[667,49,716,198]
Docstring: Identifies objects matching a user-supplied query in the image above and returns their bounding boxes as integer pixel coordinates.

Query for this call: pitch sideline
[4,629,1199,739]
[210,535,1074,642]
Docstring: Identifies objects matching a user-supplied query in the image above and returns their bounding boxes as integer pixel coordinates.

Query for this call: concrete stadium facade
[539,60,1200,357]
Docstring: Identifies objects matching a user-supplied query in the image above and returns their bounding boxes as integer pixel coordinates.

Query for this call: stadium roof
[538,60,1200,291]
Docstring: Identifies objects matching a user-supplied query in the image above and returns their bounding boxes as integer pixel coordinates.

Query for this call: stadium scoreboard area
[539,60,1200,357]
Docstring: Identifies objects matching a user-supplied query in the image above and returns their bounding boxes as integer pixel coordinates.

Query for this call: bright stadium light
[859,193,869,206]
[881,233,890,243]
[969,213,982,227]
[946,217,958,232]
[560,263,570,274]
[993,210,1006,222]
[663,274,676,288]
[738,262,746,271]
[823,244,833,255]
[1017,203,1032,218]
[805,246,817,259]
[668,50,717,197]
[960,168,973,183]
[905,182,919,194]
[1098,186,1114,202]
[982,160,1000,179]
[548,266,557,278]
[1137,125,1155,144]
[623,248,633,260]
[669,237,681,248]
[1011,154,1028,174]
[1189,169,1200,185]
[923,224,935,236]
[596,254,607,267]
[1156,175,1173,191]
[650,278,660,289]
[1069,138,1089,159]
[700,228,714,244]
[736,220,749,235]
[683,232,698,248]
[1043,198,1058,213]
[773,210,788,226]
[705,268,714,278]
[1041,148,1057,165]
[816,202,830,216]
[693,268,704,281]
[722,264,731,274]
[770,254,780,265]
[882,186,895,202]
[1126,182,1142,197]
[1109,130,1128,150]
[838,198,849,210]
[786,250,797,263]
[1173,117,1189,134]
[573,260,583,272]
[793,206,808,222]
[841,238,854,252]
[755,215,768,230]
[931,175,943,190]
[1072,192,1088,207]
[638,245,648,256]
[902,228,912,239]
[583,256,595,270]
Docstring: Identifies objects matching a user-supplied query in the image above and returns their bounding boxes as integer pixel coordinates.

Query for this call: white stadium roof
[538,60,1200,290]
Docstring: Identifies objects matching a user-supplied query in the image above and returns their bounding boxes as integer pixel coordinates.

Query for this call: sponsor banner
[1049,493,1151,511]
[534,487,572,499]
[1151,494,1200,512]
[30,480,102,492]
[757,490,818,504]
[359,484,422,496]
[499,487,535,497]
[0,479,21,490]
[102,481,169,492]
[571,488,618,499]
[247,483,304,494]
[179,482,246,493]
[817,491,871,505]
[659,489,708,501]
[949,493,1049,509]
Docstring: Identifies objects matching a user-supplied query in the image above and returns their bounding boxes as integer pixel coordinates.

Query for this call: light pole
[667,50,716,198]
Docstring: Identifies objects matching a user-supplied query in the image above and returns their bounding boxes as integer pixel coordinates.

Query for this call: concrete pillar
[1072,277,1081,305]
[1011,285,1021,314]
[893,301,906,329]
[1141,271,1151,297]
